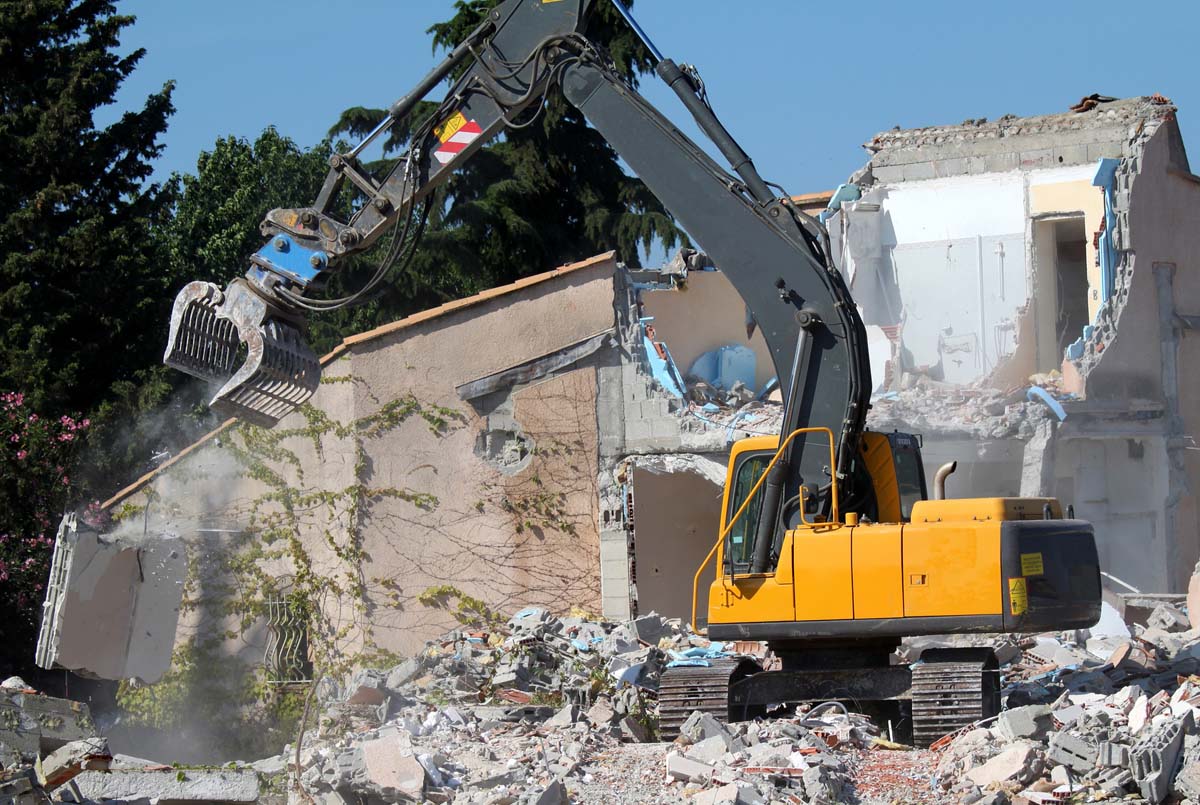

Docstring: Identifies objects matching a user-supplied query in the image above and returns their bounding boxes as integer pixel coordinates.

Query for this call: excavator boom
[164,0,871,518]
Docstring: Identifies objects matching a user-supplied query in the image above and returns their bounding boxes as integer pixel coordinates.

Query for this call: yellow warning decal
[434,111,468,144]
[1009,577,1028,616]
[542,0,565,3]
[1020,552,1044,576]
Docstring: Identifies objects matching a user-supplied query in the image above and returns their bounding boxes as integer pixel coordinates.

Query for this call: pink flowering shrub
[0,392,89,638]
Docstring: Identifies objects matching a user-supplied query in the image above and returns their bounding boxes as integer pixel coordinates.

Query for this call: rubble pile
[0,674,262,805]
[19,600,1200,802]
[870,380,1062,441]
[933,600,1200,804]
[270,607,893,804]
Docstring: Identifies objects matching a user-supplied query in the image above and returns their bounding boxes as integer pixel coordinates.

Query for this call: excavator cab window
[724,450,771,573]
[887,432,928,521]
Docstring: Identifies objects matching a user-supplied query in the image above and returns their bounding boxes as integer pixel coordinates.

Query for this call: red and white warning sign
[432,111,482,165]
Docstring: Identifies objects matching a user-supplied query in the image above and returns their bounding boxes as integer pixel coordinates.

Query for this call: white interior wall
[630,467,724,624]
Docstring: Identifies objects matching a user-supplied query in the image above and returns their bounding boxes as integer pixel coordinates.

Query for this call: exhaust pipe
[164,279,320,428]
[933,461,958,500]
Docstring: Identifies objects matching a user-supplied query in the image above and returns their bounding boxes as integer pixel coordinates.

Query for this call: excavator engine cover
[164,280,320,427]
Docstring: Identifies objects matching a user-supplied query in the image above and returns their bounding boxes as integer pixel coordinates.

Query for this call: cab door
[710,445,796,625]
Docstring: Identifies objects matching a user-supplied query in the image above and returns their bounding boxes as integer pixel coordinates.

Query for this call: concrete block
[0,689,96,755]
[964,155,989,175]
[74,768,260,802]
[984,153,1020,173]
[619,715,651,743]
[680,711,733,746]
[1148,604,1190,633]
[931,157,966,178]
[1019,148,1054,170]
[1047,731,1097,773]
[1050,143,1091,166]
[685,735,729,765]
[359,736,425,801]
[39,736,110,789]
[1087,142,1124,161]
[666,751,715,782]
[902,161,935,181]
[995,705,1052,741]
[1130,713,1191,803]
[966,742,1039,787]
[544,704,579,728]
[533,781,569,805]
[1097,741,1130,768]
[1097,767,1134,796]
[870,164,904,184]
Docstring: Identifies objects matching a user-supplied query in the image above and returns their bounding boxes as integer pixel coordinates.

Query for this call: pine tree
[325,0,684,323]
[0,0,175,415]
[0,0,175,673]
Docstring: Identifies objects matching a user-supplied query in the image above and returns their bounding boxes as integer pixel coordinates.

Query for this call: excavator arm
[164,0,872,554]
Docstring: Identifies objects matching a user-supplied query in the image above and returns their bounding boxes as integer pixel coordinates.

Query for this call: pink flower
[80,419,90,428]
[61,476,69,486]
[16,450,26,460]
[28,414,37,423]
[9,434,17,443]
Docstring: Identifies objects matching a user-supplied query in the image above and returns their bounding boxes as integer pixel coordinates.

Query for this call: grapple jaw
[164,280,320,428]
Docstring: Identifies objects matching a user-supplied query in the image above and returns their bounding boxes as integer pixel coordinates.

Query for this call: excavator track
[657,657,761,740]
[910,649,1001,747]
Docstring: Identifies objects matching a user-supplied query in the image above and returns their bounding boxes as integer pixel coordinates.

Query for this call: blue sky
[113,0,1199,200]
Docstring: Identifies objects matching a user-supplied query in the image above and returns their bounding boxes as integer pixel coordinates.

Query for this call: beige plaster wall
[640,270,776,391]
[1029,179,1105,323]
[107,255,619,663]
[1084,119,1200,590]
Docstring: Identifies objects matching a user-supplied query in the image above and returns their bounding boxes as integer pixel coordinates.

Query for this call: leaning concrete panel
[37,514,185,683]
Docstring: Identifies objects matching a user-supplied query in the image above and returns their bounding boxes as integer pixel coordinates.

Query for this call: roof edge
[102,250,619,511]
[338,251,616,352]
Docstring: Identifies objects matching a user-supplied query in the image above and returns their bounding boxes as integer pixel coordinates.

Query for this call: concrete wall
[106,255,619,662]
[629,466,722,624]
[1085,119,1200,589]
[1055,435,1171,594]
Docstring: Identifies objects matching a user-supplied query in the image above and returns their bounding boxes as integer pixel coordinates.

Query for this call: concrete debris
[36,513,186,684]
[930,615,1200,804]
[22,601,1200,803]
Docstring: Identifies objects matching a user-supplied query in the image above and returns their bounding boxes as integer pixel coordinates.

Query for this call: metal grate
[264,598,312,684]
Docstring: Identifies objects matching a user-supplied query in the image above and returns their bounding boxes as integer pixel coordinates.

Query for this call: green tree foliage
[323,0,684,321]
[163,128,331,289]
[0,0,175,416]
[0,0,179,671]
[0,392,90,671]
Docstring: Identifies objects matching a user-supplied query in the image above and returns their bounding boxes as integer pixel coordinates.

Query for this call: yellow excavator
[161,0,1101,745]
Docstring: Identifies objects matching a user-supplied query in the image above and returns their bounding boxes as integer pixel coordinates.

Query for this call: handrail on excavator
[690,427,839,632]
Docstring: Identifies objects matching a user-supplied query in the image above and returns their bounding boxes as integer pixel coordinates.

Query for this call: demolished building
[36,97,1200,748]
[823,94,1200,595]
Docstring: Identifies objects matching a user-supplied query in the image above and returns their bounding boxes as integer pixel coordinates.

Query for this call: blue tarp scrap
[818,183,862,224]
[640,318,687,398]
[570,639,590,652]
[1026,386,1067,421]
[666,659,711,669]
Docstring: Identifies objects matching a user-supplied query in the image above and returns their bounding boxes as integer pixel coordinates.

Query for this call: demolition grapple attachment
[164,280,320,428]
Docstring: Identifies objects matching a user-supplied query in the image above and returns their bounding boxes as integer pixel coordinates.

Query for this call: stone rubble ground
[12,598,1200,803]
